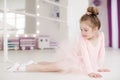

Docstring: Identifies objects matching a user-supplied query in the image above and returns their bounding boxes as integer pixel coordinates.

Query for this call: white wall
[25,0,36,34]
[67,0,89,40]
[89,0,109,46]
[0,0,25,10]
[111,0,118,48]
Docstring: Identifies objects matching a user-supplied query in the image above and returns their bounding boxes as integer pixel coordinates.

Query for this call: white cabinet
[36,0,68,49]
[19,37,36,50]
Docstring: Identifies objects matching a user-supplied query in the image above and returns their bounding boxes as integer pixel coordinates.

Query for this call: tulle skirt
[55,39,86,74]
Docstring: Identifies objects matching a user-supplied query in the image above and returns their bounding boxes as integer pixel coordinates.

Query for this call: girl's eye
[85,29,88,32]
[80,29,83,31]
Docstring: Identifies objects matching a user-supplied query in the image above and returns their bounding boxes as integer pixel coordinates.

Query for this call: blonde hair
[80,6,101,30]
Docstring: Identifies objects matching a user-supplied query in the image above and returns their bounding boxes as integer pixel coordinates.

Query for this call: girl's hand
[88,72,102,78]
[98,69,110,72]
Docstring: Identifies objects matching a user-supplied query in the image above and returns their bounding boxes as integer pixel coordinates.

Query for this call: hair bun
[87,6,99,15]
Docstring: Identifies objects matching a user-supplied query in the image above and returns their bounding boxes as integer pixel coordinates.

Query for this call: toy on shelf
[38,35,50,49]
[49,41,58,49]
[19,37,36,50]
[8,38,19,50]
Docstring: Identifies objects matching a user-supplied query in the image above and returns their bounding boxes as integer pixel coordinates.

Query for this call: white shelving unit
[19,37,36,50]
[3,0,68,50]
[36,0,68,48]
[8,37,19,50]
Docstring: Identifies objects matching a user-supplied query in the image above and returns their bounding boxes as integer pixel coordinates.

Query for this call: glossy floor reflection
[0,47,120,80]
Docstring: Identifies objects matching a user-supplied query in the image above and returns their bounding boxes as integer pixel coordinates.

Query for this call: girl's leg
[26,61,62,72]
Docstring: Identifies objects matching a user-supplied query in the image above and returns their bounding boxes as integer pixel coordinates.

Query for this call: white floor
[0,47,120,80]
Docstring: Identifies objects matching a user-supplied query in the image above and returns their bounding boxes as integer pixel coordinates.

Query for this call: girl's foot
[7,62,20,72]
[25,60,35,65]
[8,63,26,72]
[98,69,110,72]
[7,60,35,72]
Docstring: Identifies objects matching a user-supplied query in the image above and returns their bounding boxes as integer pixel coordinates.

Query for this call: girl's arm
[80,37,93,73]
[80,37,103,78]
[97,32,105,68]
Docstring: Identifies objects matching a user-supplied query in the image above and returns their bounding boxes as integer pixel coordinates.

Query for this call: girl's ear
[93,27,98,32]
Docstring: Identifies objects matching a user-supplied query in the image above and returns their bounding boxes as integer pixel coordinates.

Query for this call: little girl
[8,6,110,78]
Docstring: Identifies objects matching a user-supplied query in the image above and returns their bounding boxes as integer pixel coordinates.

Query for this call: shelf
[9,10,66,23]
[19,37,36,50]
[8,43,19,45]
[42,0,67,9]
[7,38,19,50]
[20,45,35,46]
[20,39,35,42]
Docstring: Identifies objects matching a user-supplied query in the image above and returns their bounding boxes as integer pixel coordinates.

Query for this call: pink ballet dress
[56,32,105,74]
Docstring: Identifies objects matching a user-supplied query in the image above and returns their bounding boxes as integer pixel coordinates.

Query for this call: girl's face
[80,22,98,40]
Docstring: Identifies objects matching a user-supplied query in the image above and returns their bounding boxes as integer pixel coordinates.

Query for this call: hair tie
[86,11,91,15]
